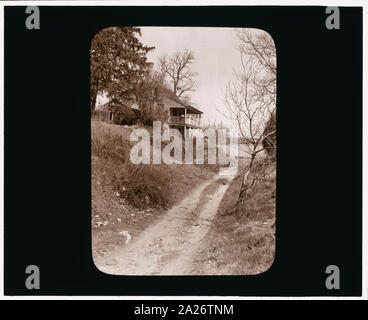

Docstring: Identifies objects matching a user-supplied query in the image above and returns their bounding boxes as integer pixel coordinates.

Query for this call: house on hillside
[156,86,203,138]
[93,102,114,122]
[93,99,141,125]
[93,86,203,137]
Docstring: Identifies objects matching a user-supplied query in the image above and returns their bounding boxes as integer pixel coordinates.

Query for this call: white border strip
[0,1,367,6]
[0,1,366,300]
[363,0,367,300]
[0,0,4,300]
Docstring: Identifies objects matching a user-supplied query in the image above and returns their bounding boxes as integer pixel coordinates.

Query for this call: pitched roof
[157,85,203,114]
[96,86,203,114]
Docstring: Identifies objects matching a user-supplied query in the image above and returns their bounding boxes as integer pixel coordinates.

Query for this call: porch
[168,107,201,128]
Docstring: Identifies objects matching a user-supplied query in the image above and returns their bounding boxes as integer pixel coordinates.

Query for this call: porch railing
[169,115,200,127]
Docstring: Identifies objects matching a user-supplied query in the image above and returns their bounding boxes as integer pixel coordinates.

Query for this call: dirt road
[94,167,238,275]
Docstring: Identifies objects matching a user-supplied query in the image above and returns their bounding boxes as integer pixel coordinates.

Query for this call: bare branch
[224,29,277,213]
[158,49,198,97]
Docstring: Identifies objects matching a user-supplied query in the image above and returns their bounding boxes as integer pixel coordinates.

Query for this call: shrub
[113,106,138,126]
[262,112,276,157]
[113,164,172,208]
[91,124,131,164]
[92,122,173,208]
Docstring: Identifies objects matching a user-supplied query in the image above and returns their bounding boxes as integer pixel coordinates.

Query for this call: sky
[138,27,246,127]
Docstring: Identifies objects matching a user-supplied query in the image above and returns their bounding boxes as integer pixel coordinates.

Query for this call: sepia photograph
[91,27,276,275]
[2,2,364,300]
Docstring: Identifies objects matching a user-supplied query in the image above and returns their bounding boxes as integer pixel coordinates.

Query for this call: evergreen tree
[90,27,154,111]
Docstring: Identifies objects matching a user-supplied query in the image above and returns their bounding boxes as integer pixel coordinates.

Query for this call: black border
[4,5,363,296]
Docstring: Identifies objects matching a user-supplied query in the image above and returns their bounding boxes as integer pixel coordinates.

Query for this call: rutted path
[94,167,238,275]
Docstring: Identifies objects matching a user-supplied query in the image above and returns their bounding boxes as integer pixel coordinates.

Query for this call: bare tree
[225,29,276,214]
[158,49,198,98]
[236,29,276,107]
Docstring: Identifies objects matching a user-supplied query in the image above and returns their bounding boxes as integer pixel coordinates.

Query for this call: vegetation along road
[94,167,238,275]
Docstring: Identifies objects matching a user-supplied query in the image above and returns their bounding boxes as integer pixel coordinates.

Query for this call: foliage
[262,112,276,157]
[91,123,131,164]
[190,160,275,275]
[114,164,172,208]
[110,103,140,126]
[90,27,154,110]
[134,72,169,126]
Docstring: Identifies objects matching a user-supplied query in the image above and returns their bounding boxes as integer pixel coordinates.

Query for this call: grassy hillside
[190,157,276,275]
[91,120,220,259]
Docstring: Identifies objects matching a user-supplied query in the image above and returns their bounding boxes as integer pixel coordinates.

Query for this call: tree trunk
[173,81,178,96]
[90,86,98,112]
[236,153,256,215]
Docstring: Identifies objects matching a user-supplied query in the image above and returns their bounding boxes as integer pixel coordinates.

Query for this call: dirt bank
[93,167,238,275]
